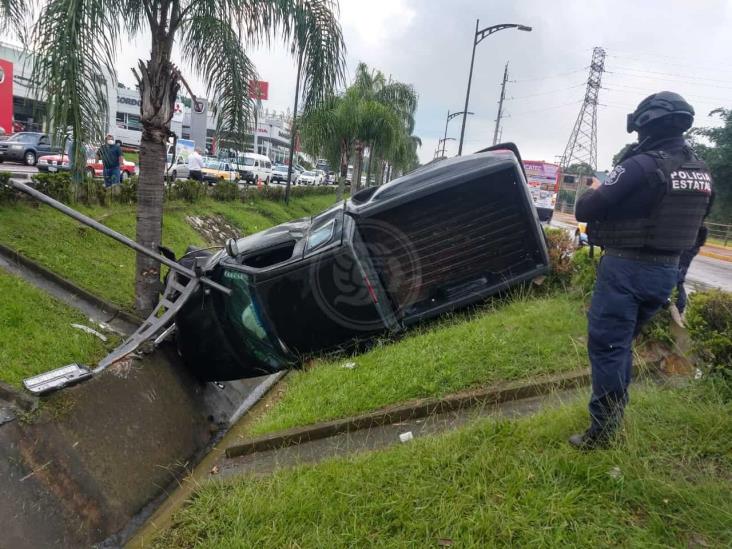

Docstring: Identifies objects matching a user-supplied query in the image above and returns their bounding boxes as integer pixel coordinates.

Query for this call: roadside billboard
[523,160,560,212]
[0,59,13,133]
[248,80,269,100]
[176,138,195,161]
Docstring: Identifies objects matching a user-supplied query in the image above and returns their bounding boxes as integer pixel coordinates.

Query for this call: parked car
[271,163,291,184]
[296,170,322,186]
[164,154,190,179]
[37,147,137,179]
[236,153,272,184]
[173,143,550,381]
[314,169,327,185]
[202,159,238,183]
[0,132,58,165]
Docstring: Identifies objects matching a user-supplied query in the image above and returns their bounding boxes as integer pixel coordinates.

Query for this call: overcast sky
[114,0,732,170]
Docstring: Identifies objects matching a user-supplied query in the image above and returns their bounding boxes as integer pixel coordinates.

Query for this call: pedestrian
[571,91,713,450]
[188,147,204,181]
[97,133,124,187]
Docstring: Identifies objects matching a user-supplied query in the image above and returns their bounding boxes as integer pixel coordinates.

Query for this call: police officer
[571,91,713,449]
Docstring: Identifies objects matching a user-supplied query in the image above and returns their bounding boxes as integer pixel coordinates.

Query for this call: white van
[236,153,273,184]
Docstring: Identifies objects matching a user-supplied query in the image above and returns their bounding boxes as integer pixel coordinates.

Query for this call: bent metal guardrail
[7,179,232,394]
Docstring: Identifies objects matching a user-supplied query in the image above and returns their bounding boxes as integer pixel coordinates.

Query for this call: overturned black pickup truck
[14,143,549,394]
[175,144,549,381]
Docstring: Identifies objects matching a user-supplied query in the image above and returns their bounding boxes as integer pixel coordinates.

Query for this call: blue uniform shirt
[575,136,688,223]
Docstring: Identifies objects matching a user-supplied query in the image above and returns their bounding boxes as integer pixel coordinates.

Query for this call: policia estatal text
[571,91,713,450]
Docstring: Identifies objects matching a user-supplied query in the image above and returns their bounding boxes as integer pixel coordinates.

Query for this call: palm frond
[0,0,32,41]
[179,9,257,139]
[30,0,120,169]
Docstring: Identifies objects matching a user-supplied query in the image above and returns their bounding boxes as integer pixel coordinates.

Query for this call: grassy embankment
[0,270,116,386]
[156,384,732,548]
[0,192,337,310]
[248,293,589,436]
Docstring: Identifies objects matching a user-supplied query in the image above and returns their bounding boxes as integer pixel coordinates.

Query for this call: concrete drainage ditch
[0,346,281,548]
[0,240,283,548]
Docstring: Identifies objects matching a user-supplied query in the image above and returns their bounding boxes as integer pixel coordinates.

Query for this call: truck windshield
[221,269,288,368]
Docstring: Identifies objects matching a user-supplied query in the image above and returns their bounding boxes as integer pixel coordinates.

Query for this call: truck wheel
[24,151,36,166]
[172,170,177,179]
[86,168,95,179]
[120,170,129,181]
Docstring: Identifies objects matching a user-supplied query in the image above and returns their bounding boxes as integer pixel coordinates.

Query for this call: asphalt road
[0,163,38,176]
[687,254,732,292]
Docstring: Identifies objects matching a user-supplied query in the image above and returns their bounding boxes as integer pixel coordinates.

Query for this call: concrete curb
[0,241,142,327]
[699,249,732,263]
[225,369,592,459]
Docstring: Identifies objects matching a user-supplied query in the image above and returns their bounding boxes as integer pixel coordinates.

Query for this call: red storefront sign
[248,80,269,101]
[0,59,13,134]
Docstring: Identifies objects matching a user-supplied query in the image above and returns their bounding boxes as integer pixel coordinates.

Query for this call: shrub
[211,180,239,201]
[543,227,574,289]
[32,172,74,203]
[118,176,138,204]
[686,290,732,385]
[570,246,600,297]
[0,172,17,203]
[173,179,207,203]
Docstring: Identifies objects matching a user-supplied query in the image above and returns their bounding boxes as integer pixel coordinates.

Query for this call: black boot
[568,429,612,450]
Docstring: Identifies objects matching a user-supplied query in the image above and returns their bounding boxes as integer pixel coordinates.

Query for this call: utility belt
[603,247,680,267]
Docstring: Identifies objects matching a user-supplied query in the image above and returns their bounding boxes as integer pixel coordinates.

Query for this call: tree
[564,162,595,176]
[612,143,636,167]
[7,0,345,315]
[299,90,359,200]
[349,63,418,190]
[691,108,732,224]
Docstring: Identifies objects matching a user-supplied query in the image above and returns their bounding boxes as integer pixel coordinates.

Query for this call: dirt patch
[186,215,241,245]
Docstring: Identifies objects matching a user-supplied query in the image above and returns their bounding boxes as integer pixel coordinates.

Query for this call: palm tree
[299,90,358,200]
[349,63,418,189]
[3,0,345,315]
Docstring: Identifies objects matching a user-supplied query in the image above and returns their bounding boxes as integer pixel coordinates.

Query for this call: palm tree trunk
[134,51,179,316]
[354,143,364,192]
[365,142,375,187]
[336,142,348,201]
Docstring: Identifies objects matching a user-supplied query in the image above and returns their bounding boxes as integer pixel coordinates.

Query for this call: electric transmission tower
[560,47,606,171]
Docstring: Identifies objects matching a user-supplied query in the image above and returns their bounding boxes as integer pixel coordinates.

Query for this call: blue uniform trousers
[587,255,677,435]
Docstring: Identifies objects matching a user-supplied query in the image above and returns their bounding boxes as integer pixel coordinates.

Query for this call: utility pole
[492,62,510,145]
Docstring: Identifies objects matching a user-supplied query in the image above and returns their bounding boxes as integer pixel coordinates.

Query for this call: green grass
[155,385,732,548]
[249,294,588,436]
[0,270,114,386]
[0,193,337,310]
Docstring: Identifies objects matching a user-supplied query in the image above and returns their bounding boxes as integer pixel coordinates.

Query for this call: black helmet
[626,91,694,133]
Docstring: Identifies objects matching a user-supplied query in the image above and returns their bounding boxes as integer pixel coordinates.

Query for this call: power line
[512,67,588,83]
[611,65,732,85]
[507,100,583,118]
[606,50,732,74]
[602,81,731,105]
[506,82,585,101]
[609,70,732,91]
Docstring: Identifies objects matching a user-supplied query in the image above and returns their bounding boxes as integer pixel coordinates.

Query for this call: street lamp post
[457,20,532,156]
[436,137,456,158]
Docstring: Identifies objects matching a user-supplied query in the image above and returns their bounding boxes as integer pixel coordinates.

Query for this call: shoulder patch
[605,166,625,186]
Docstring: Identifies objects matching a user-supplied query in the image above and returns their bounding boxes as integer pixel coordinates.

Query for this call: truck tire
[24,151,36,166]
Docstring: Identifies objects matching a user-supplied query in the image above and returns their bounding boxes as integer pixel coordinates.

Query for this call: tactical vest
[588,148,712,252]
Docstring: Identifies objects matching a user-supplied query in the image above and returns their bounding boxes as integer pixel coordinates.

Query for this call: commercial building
[0,41,294,161]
